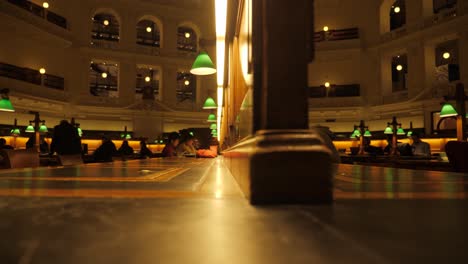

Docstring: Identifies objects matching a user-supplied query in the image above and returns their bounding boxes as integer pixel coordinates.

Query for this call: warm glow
[323,26,329,32]
[184,80,190,86]
[443,52,451,59]
[146,27,152,33]
[103,20,109,26]
[324,82,330,88]
[39,68,46,75]
[101,72,108,78]
[396,64,403,71]
[145,76,151,82]
[42,2,49,9]
[215,0,228,140]
[185,32,191,38]
[394,6,401,13]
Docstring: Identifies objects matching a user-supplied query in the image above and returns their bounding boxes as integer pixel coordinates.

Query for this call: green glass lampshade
[210,124,217,130]
[396,127,405,135]
[11,128,21,136]
[212,133,218,137]
[207,113,216,122]
[0,98,15,112]
[189,131,194,136]
[353,129,361,137]
[77,127,83,137]
[25,125,35,133]
[440,103,458,118]
[125,134,131,139]
[364,130,372,137]
[211,129,217,135]
[384,126,393,134]
[190,52,217,76]
[159,140,164,144]
[407,130,413,137]
[39,124,48,133]
[202,97,217,110]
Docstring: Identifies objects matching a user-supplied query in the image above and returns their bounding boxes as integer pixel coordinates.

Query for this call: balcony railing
[314,28,359,43]
[309,84,360,98]
[6,0,67,29]
[0,62,64,90]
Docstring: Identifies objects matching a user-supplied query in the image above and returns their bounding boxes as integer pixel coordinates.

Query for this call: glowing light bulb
[443,52,450,59]
[394,6,401,13]
[39,68,46,75]
[184,80,190,86]
[42,2,49,9]
[145,76,151,82]
[185,32,191,38]
[101,72,108,78]
[146,27,152,33]
[324,82,330,88]
[103,20,109,26]
[396,65,403,71]
[323,26,329,32]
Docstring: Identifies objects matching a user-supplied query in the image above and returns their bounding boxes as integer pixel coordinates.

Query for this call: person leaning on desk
[409,132,431,157]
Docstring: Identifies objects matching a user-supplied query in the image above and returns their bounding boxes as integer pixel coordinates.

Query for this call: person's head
[101,136,109,143]
[0,138,6,147]
[60,120,69,126]
[184,135,194,146]
[140,140,147,148]
[410,132,422,143]
[122,140,129,147]
[168,132,180,147]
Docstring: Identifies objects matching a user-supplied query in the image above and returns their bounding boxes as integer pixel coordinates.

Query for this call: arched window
[390,0,406,30]
[137,19,161,47]
[177,26,197,52]
[176,72,196,102]
[91,13,120,42]
[391,54,407,92]
[89,61,119,98]
[136,66,160,100]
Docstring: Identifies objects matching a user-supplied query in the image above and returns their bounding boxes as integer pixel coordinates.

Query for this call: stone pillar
[407,41,426,98]
[119,62,136,106]
[162,65,178,107]
[162,18,178,57]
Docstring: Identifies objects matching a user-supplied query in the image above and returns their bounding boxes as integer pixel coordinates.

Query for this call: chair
[445,141,468,172]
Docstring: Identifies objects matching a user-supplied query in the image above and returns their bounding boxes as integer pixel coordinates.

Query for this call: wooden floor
[0,157,467,263]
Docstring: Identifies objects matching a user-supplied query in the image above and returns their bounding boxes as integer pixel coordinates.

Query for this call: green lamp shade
[202,97,217,109]
[39,124,48,133]
[211,129,217,135]
[189,131,194,136]
[125,134,131,139]
[407,131,413,137]
[11,128,21,136]
[210,124,217,130]
[25,125,35,133]
[364,130,372,137]
[212,133,218,137]
[440,103,457,118]
[207,114,216,122]
[190,52,217,76]
[384,126,393,134]
[159,140,164,144]
[352,129,361,138]
[396,127,405,135]
[77,127,83,137]
[0,98,14,112]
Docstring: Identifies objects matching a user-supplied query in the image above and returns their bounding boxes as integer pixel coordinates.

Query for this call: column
[407,41,426,98]
[161,18,178,57]
[119,62,136,106]
[161,65,178,107]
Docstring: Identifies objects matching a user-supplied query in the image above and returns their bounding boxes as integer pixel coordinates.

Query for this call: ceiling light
[103,20,109,26]
[394,6,401,13]
[443,52,450,59]
[324,82,330,88]
[190,52,217,75]
[101,72,108,78]
[145,76,151,82]
[323,26,329,32]
[42,2,49,9]
[184,80,190,86]
[39,68,46,75]
[146,27,152,33]
[185,32,191,38]
[396,64,403,71]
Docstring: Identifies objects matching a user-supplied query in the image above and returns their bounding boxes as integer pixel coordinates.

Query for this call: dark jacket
[93,140,117,162]
[50,122,82,155]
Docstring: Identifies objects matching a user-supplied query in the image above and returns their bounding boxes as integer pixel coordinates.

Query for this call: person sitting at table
[162,132,180,157]
[25,135,35,150]
[92,136,117,162]
[118,140,134,156]
[410,132,431,157]
[176,134,197,156]
[40,138,49,154]
[50,120,82,155]
[139,139,153,158]
[362,137,384,155]
[0,138,13,150]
